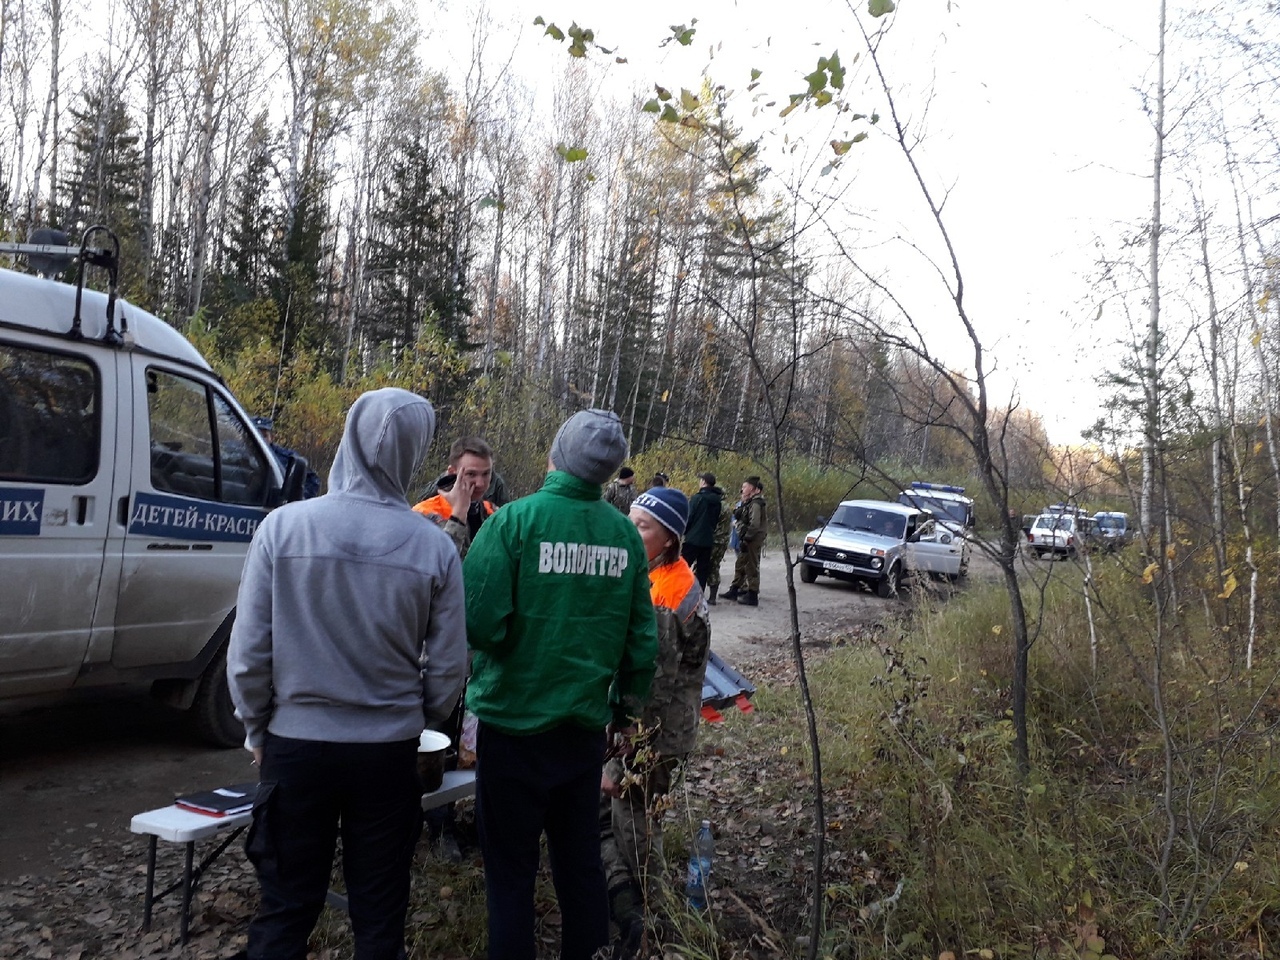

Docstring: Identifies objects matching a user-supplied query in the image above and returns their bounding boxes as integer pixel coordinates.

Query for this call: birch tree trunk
[1141,0,1168,544]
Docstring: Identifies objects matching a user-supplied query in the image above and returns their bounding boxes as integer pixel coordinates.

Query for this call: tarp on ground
[701,650,755,708]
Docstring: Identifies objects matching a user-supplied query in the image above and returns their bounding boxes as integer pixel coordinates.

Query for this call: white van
[0,243,306,745]
[896,481,975,538]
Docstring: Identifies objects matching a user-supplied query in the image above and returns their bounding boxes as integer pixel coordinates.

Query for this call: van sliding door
[0,338,116,696]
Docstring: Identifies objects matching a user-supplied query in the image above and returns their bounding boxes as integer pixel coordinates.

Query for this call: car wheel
[190,643,245,748]
[799,562,818,584]
[876,564,900,599]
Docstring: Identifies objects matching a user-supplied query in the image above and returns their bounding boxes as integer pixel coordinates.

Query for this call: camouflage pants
[600,754,681,912]
[707,540,729,592]
[731,537,765,592]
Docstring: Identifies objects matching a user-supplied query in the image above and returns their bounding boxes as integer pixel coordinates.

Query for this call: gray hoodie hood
[328,388,435,503]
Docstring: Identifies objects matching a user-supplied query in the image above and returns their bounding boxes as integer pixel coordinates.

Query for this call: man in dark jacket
[681,472,722,591]
[252,416,320,498]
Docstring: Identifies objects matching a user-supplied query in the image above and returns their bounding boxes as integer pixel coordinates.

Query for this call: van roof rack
[0,226,124,344]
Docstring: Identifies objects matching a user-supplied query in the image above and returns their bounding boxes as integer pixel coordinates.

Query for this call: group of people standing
[605,468,769,608]
[224,392,761,960]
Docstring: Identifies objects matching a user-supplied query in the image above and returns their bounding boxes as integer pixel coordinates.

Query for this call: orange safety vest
[412,493,497,523]
[649,558,701,622]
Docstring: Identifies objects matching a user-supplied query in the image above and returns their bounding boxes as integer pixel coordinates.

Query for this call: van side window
[213,395,269,506]
[147,369,269,506]
[0,341,99,484]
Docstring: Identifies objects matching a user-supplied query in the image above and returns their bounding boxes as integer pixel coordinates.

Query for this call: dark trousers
[476,722,609,960]
[245,734,422,960]
[680,543,713,589]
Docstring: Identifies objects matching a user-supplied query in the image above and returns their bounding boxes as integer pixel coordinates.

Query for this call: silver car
[799,499,969,597]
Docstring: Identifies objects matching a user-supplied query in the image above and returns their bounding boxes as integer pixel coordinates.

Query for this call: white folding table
[130,768,477,944]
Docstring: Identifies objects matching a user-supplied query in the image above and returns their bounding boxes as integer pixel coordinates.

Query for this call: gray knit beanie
[550,409,628,485]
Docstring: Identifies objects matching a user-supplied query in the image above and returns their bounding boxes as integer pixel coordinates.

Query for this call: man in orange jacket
[413,436,498,557]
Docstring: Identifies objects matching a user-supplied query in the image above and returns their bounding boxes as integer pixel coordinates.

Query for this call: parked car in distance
[1093,511,1130,550]
[800,499,969,597]
[1026,511,1104,559]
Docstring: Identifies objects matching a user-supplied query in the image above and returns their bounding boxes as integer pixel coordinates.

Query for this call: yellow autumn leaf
[1141,562,1159,584]
[1256,442,1264,455]
[1234,860,1249,872]
[1252,327,1264,348]
[991,625,1003,635]
[1165,544,1176,560]
[661,389,670,402]
[780,745,789,756]
[1219,573,1238,600]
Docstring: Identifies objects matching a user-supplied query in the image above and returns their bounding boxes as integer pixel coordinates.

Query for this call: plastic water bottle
[685,820,714,909]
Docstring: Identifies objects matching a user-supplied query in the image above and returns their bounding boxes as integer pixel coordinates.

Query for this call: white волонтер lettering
[537,541,629,577]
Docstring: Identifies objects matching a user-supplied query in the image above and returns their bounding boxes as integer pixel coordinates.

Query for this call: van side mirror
[816,515,827,526]
[281,455,309,503]
[266,455,309,507]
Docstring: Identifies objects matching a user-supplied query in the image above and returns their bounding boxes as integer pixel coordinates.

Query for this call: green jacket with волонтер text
[462,470,659,735]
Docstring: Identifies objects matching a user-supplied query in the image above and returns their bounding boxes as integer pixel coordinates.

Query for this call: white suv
[800,500,969,597]
[1026,510,1102,559]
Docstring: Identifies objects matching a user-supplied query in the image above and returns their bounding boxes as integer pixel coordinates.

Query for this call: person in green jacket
[464,408,659,960]
[724,475,767,606]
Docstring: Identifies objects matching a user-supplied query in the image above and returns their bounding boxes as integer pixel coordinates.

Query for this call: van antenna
[272,291,291,419]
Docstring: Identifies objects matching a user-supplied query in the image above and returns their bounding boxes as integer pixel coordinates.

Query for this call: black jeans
[476,722,609,960]
[245,734,422,960]
[681,543,713,589]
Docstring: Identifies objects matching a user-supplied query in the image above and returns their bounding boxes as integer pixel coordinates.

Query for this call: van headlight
[870,557,883,569]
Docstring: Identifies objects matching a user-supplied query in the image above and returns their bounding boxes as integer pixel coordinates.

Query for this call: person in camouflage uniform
[705,481,732,604]
[724,476,767,606]
[603,466,637,514]
[601,488,710,958]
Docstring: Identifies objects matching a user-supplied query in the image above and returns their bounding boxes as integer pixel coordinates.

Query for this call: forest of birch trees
[2,0,1280,522]
[0,0,1052,492]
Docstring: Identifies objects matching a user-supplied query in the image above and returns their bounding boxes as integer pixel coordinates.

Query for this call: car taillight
[1067,535,1075,546]
[1027,533,1035,542]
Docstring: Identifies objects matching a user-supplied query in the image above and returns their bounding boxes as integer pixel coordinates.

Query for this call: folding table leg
[180,841,195,945]
[142,836,158,932]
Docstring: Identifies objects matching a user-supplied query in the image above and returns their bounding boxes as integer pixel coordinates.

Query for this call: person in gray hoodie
[227,387,468,960]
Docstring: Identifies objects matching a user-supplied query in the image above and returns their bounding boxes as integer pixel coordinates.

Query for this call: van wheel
[190,644,245,748]
[799,563,818,584]
[876,565,900,599]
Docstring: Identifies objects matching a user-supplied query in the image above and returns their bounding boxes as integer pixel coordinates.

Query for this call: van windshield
[1096,515,1127,532]
[897,492,970,526]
